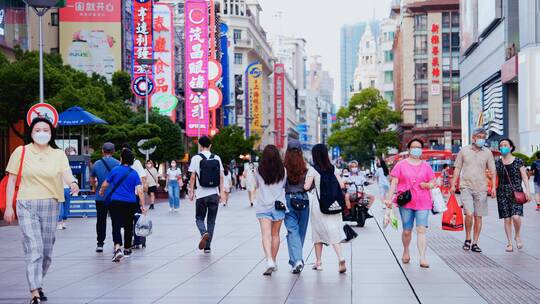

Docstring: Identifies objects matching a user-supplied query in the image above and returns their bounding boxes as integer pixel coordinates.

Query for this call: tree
[209,126,259,165]
[328,87,401,165]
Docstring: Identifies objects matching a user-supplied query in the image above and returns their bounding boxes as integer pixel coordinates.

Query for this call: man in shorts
[451,128,496,253]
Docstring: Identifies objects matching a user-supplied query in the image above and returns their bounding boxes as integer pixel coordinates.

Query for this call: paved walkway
[1,186,539,304]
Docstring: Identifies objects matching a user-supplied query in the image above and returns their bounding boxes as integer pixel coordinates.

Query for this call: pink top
[390,159,436,210]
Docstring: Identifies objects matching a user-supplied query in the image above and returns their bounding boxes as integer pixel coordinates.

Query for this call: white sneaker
[56,224,63,230]
[263,259,276,276]
[169,208,174,213]
[292,261,304,274]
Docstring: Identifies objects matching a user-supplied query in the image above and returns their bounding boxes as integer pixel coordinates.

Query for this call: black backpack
[315,167,345,215]
[198,153,221,187]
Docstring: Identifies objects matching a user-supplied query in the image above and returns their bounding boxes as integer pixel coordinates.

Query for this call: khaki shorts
[460,188,488,216]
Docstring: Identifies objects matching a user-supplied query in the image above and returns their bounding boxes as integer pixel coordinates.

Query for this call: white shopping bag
[431,187,447,214]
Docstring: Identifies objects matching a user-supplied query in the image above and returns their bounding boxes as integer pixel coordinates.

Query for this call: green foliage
[209,126,259,165]
[513,152,532,166]
[328,87,401,165]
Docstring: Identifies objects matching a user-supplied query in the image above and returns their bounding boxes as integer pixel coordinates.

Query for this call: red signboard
[274,64,285,149]
[132,0,154,91]
[430,23,440,82]
[59,0,121,22]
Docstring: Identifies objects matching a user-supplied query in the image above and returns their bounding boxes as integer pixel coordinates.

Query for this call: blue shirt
[91,156,121,201]
[106,165,141,203]
[531,160,540,185]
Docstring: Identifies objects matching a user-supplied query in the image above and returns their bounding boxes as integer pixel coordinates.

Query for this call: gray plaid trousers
[16,199,58,291]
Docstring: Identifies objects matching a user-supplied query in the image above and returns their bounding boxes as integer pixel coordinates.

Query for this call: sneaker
[29,296,41,304]
[263,259,276,276]
[38,289,48,301]
[96,246,104,253]
[112,249,124,262]
[56,224,63,230]
[124,249,132,257]
[292,261,304,274]
[149,204,155,210]
[198,232,209,250]
[204,248,211,254]
[62,223,67,229]
[133,245,141,249]
[169,208,174,213]
[174,208,179,213]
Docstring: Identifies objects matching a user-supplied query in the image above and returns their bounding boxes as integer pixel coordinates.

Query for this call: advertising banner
[185,0,209,137]
[429,22,441,96]
[220,23,232,126]
[274,63,285,148]
[245,62,262,137]
[151,4,177,121]
[132,0,154,94]
[59,0,121,82]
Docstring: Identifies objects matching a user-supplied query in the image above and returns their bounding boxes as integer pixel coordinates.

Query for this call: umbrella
[58,106,107,126]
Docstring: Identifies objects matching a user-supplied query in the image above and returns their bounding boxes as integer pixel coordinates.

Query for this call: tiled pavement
[1,186,539,304]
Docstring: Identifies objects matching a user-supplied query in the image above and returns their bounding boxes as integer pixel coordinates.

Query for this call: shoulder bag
[502,164,527,204]
[396,164,422,207]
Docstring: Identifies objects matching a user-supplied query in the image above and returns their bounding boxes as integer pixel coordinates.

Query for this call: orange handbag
[0,146,26,215]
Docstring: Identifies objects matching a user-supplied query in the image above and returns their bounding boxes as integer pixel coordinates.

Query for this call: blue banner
[220,23,232,126]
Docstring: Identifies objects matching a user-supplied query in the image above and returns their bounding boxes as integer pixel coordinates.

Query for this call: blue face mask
[410,148,423,158]
[500,146,511,155]
[475,139,486,147]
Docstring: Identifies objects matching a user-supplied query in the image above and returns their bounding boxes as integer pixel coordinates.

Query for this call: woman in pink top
[385,138,436,268]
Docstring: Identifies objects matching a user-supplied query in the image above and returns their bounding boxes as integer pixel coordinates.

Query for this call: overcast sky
[258,0,392,106]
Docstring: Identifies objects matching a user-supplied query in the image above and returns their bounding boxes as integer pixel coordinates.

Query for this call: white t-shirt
[132,159,147,178]
[188,151,224,199]
[345,173,366,193]
[223,172,232,190]
[146,167,159,187]
[167,167,182,181]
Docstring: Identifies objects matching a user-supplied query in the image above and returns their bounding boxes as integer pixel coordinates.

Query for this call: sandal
[312,262,323,271]
[515,238,523,250]
[471,244,482,253]
[505,244,514,252]
[339,260,347,274]
[463,240,471,251]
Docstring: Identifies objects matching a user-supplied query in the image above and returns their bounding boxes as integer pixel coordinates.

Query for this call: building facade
[306,56,334,147]
[377,17,397,108]
[393,0,461,151]
[351,23,379,96]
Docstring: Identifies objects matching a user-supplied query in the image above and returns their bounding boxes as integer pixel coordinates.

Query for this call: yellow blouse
[6,144,71,202]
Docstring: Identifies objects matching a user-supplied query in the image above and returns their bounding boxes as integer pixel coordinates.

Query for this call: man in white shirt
[188,136,224,253]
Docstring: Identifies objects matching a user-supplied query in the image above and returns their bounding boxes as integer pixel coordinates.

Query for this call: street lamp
[136,58,156,127]
[24,0,60,103]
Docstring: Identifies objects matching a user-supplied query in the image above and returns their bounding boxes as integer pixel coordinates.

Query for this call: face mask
[475,139,486,147]
[171,163,176,168]
[32,131,51,145]
[351,168,359,173]
[500,146,511,155]
[410,148,423,158]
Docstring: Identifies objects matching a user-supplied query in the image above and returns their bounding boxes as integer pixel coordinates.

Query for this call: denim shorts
[398,207,430,230]
[256,209,285,221]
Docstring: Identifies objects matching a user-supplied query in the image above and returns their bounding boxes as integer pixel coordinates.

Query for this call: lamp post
[24,0,59,103]
[136,58,156,127]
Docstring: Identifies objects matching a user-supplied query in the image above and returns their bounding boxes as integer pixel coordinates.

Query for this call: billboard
[59,0,121,82]
[132,0,154,96]
[245,62,263,138]
[274,63,285,148]
[185,0,209,137]
[151,4,177,121]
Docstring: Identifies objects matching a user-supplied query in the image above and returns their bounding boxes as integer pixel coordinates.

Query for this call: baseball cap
[287,139,302,151]
[102,142,115,153]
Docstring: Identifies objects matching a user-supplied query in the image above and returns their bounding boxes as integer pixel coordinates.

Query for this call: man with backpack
[188,136,224,253]
[91,142,120,253]
[530,152,540,211]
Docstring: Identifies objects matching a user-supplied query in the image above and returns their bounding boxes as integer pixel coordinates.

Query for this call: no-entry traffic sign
[26,103,59,127]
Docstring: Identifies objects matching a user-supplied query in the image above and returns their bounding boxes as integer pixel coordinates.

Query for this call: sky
[258,0,393,106]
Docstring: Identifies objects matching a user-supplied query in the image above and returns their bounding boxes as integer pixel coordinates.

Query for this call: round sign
[137,139,157,155]
[208,60,222,82]
[26,103,59,127]
[152,93,179,115]
[208,86,223,110]
[132,76,155,97]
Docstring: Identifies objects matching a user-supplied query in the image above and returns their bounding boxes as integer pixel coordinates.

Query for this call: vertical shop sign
[185,0,209,137]
[132,0,154,95]
[430,23,440,95]
[274,64,285,148]
[245,61,262,138]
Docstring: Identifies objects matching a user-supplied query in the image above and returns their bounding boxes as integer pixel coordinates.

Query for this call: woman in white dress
[244,163,257,207]
[222,166,232,207]
[304,144,347,273]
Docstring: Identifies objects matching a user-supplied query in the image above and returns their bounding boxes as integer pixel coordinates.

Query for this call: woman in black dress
[496,138,531,252]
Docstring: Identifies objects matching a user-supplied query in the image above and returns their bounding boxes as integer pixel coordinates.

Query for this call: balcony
[234,38,253,49]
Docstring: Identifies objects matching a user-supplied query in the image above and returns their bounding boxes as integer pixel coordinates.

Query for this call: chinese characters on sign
[151,4,177,121]
[430,23,441,96]
[132,0,154,96]
[274,64,285,149]
[245,62,262,138]
[185,0,209,137]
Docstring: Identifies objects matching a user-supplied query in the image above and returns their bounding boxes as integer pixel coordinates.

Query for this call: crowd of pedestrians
[4,117,540,303]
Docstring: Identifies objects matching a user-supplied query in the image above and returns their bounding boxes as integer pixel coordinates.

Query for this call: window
[443,85,451,104]
[414,14,427,31]
[442,33,450,53]
[234,53,243,64]
[452,102,461,126]
[50,48,59,54]
[451,32,460,52]
[451,12,460,28]
[223,0,228,14]
[370,80,375,87]
[452,83,460,101]
[384,51,394,62]
[415,84,428,104]
[415,108,429,125]
[366,41,370,48]
[384,91,394,103]
[415,62,428,80]
[384,71,393,83]
[414,35,428,55]
[233,29,242,42]
[388,31,395,41]
[442,12,450,29]
[51,12,59,26]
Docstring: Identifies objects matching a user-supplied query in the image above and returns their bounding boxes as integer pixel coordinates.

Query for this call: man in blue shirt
[91,142,120,253]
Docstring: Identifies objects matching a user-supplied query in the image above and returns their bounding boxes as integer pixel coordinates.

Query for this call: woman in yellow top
[4,117,79,304]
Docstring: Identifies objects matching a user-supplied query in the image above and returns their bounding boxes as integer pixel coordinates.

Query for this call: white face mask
[32,131,51,145]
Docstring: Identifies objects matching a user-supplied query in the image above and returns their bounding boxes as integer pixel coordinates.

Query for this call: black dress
[496,158,524,219]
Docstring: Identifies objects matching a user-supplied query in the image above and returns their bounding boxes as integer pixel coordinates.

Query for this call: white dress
[245,169,257,192]
[306,166,346,245]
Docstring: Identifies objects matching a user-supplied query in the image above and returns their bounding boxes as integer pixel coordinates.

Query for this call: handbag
[502,165,528,204]
[275,200,286,211]
[289,194,309,210]
[0,146,26,215]
[431,187,447,213]
[396,190,412,206]
[343,224,358,242]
